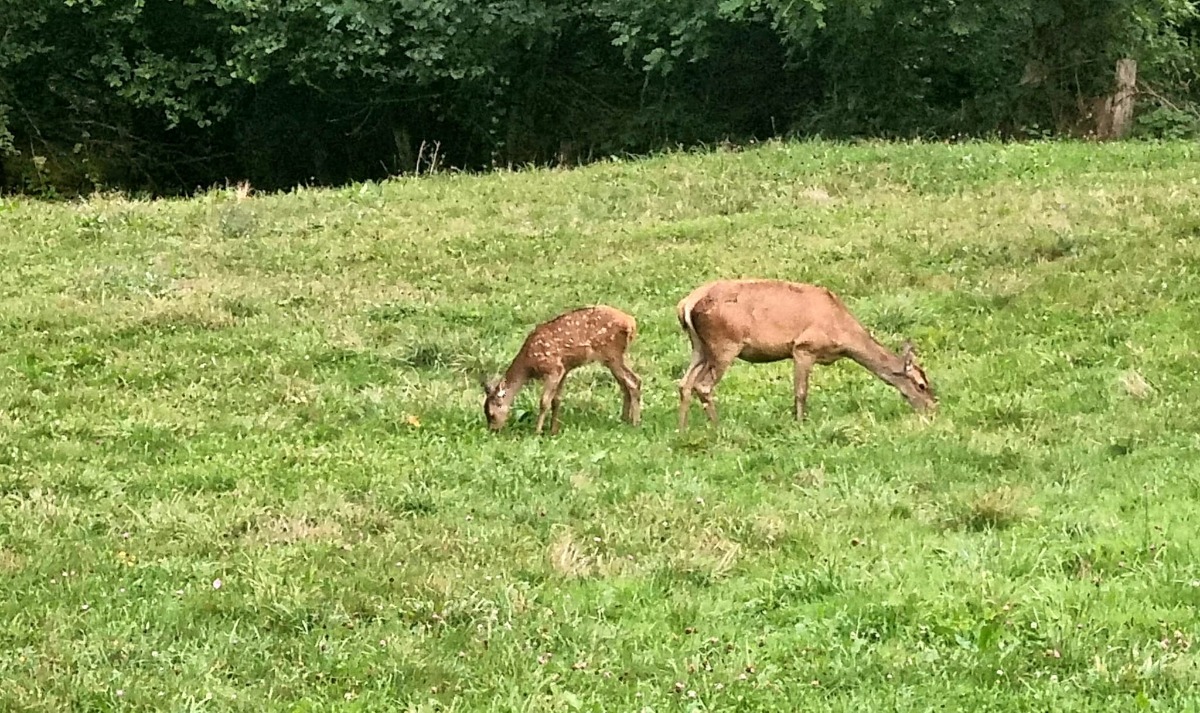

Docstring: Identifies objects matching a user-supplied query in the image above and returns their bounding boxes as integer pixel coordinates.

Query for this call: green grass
[3,139,1200,711]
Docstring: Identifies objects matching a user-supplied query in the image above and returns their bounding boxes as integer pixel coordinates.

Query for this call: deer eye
[917,382,927,392]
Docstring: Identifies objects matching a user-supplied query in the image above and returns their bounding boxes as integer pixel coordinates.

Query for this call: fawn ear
[477,374,492,393]
[901,340,916,368]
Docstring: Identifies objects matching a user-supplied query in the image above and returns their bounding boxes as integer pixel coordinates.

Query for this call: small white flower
[115,690,124,697]
[81,604,90,611]
[1030,621,1038,630]
[212,578,223,590]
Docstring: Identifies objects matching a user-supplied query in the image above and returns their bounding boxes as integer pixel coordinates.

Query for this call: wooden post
[1110,58,1138,138]
[1096,58,1137,140]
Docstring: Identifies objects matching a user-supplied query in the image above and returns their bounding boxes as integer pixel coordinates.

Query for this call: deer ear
[478,374,492,393]
[901,340,916,368]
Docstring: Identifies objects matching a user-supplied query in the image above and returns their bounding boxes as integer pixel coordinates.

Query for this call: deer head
[894,340,936,411]
[479,374,513,431]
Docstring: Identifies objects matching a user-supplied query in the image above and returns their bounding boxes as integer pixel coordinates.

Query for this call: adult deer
[480,305,642,435]
[676,279,936,429]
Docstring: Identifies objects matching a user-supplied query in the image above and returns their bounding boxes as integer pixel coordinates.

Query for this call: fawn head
[479,375,512,431]
[896,340,937,411]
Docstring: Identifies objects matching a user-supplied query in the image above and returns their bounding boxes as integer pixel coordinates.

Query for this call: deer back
[519,305,634,373]
[689,280,859,350]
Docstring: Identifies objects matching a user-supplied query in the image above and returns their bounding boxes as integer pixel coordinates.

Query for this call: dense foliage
[1,0,1198,194]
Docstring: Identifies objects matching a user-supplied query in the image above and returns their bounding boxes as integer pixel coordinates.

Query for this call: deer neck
[847,336,908,389]
[497,362,531,406]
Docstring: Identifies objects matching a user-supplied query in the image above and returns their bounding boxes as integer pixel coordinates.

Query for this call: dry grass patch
[545,526,635,579]
[278,375,322,406]
[243,515,344,546]
[1120,370,1153,399]
[956,485,1037,532]
[324,321,368,351]
[0,548,25,573]
[234,496,394,547]
[134,294,238,331]
[670,531,741,583]
[569,472,593,492]
[548,527,594,579]
[4,488,81,526]
[750,512,791,547]
[793,466,826,489]
[798,186,835,205]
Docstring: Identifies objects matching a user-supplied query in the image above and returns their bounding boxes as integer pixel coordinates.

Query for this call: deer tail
[676,287,706,338]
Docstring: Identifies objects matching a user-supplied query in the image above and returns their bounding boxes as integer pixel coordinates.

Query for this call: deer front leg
[536,370,565,435]
[792,350,816,421]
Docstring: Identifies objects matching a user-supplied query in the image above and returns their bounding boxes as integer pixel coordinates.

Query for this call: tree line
[1,0,1197,196]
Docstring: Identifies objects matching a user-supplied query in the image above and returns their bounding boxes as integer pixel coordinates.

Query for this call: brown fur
[481,305,642,435]
[676,279,936,429]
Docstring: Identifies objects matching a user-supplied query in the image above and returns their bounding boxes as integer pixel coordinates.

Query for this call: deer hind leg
[677,341,708,430]
[607,357,642,426]
[694,346,738,427]
[792,349,817,421]
[536,368,566,436]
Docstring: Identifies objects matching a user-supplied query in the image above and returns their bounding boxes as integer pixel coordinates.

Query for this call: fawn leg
[536,369,565,435]
[608,358,643,426]
[549,372,570,435]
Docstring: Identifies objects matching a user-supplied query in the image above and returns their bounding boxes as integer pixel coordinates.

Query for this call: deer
[480,305,642,435]
[675,279,936,429]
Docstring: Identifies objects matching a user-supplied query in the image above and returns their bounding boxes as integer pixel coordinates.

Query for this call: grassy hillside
[2,140,1200,711]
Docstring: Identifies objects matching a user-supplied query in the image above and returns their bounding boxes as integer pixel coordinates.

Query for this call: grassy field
[2,139,1200,711]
